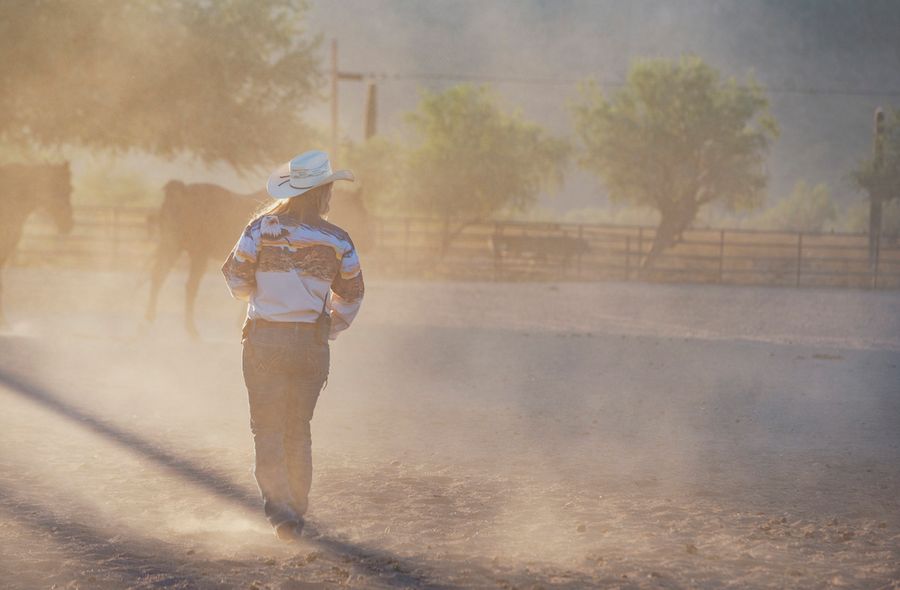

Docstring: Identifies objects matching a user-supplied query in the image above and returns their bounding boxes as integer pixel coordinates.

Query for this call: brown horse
[145,181,269,338]
[0,162,73,324]
[145,181,375,338]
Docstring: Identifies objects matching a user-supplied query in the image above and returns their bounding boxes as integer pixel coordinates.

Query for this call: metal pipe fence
[13,207,900,290]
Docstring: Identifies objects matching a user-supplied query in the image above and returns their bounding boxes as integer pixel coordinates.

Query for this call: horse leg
[0,266,5,327]
[145,240,180,323]
[0,246,11,327]
[0,227,24,327]
[184,253,207,339]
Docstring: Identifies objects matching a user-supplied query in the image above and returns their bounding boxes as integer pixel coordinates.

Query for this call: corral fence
[13,206,900,290]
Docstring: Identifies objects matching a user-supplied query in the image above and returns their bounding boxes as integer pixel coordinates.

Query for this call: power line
[366,70,900,98]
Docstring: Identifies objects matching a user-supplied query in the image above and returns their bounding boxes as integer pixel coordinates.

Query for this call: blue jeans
[242,320,329,527]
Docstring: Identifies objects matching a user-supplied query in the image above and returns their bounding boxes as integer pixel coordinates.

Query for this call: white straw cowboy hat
[266,150,354,199]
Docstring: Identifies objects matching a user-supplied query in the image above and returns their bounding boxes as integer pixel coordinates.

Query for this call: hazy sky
[105,1,900,212]
[307,0,900,211]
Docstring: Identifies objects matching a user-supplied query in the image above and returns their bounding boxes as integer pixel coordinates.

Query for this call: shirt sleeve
[221,222,259,301]
[329,239,364,338]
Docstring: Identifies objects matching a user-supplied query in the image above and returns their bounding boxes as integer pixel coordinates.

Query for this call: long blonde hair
[254,183,333,222]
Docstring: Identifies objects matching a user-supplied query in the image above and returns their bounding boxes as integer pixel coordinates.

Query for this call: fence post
[403,218,411,276]
[493,222,502,281]
[873,242,880,290]
[795,232,803,287]
[625,235,631,280]
[718,229,725,284]
[637,227,644,273]
[576,224,584,279]
[112,207,120,270]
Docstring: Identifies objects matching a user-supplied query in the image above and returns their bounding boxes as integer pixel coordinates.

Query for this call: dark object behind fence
[14,209,900,290]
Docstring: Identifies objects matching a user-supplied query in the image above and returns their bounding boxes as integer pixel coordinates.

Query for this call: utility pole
[364,81,378,140]
[869,107,885,277]
[330,39,339,158]
[329,39,367,157]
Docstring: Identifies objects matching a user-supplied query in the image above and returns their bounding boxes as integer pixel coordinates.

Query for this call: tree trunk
[642,205,697,269]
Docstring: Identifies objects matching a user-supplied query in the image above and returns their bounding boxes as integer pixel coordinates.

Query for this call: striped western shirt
[221,213,364,338]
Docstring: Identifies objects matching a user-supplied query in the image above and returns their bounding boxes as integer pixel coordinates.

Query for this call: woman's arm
[329,241,364,338]
[221,223,259,301]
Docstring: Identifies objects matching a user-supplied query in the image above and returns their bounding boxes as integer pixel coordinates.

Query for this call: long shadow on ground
[0,368,442,588]
[0,483,208,590]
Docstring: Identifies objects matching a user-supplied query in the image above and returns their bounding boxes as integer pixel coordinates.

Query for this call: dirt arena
[1,268,899,589]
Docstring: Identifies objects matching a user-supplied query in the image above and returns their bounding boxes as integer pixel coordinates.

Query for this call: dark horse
[0,162,73,325]
[145,181,269,338]
[145,180,375,338]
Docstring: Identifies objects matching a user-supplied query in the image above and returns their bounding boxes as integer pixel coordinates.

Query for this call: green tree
[342,136,406,215]
[571,56,778,266]
[751,181,837,232]
[0,0,320,169]
[854,108,900,209]
[403,84,568,252]
[845,199,900,241]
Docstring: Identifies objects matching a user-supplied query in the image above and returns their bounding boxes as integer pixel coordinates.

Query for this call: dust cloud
[2,1,900,588]
[1,266,899,588]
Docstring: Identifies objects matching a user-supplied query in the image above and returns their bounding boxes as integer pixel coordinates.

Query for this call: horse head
[44,161,74,235]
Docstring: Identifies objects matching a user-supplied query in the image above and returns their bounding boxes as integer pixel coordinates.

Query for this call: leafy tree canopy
[342,136,405,215]
[403,85,569,224]
[750,181,837,233]
[0,0,321,170]
[846,199,900,239]
[571,56,778,263]
[854,108,900,202]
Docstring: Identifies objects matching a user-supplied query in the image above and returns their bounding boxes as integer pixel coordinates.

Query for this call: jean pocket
[243,341,288,378]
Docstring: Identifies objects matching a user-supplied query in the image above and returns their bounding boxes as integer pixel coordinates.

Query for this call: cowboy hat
[266,150,354,199]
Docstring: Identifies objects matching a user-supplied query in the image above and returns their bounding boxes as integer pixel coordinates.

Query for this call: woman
[222,150,364,541]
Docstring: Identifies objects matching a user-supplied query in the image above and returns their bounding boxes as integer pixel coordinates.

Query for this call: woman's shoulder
[239,215,265,239]
[243,214,285,240]
[261,215,356,251]
[311,218,355,248]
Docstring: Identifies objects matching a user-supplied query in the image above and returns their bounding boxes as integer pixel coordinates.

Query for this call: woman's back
[222,203,364,336]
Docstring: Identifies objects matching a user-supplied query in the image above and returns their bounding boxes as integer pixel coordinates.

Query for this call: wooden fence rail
[12,206,900,290]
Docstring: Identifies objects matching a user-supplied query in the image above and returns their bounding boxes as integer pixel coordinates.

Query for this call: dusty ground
[1,268,899,589]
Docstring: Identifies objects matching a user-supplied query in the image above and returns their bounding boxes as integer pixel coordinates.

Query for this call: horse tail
[158,180,190,232]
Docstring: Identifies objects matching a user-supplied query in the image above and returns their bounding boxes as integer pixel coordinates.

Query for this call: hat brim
[266,162,355,199]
